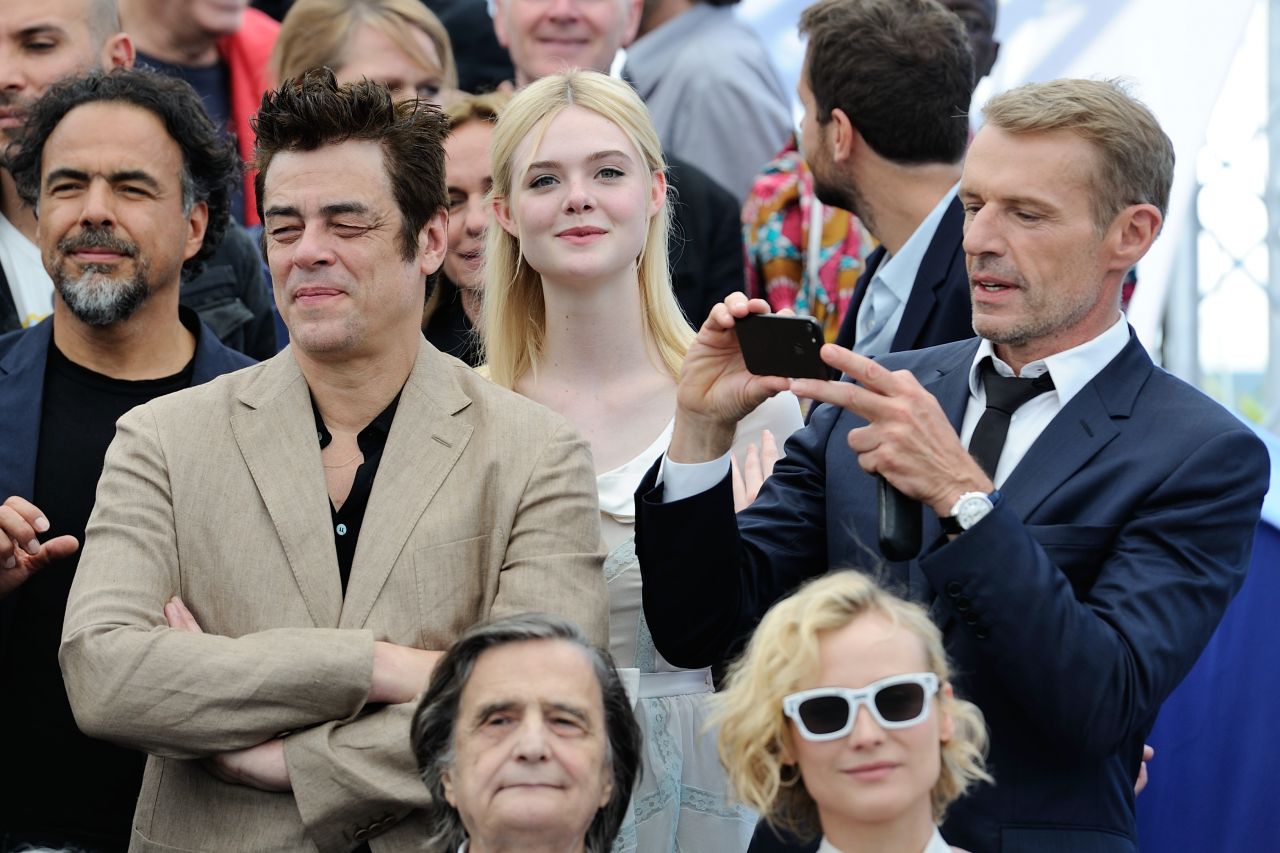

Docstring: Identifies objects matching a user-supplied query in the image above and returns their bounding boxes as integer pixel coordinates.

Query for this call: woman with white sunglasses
[712,571,992,853]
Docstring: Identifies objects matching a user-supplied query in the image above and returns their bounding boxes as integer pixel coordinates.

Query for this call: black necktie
[968,358,1056,479]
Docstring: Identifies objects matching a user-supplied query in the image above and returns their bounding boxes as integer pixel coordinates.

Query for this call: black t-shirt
[0,344,193,852]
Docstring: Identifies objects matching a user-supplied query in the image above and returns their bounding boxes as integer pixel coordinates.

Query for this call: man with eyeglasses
[635,74,1269,853]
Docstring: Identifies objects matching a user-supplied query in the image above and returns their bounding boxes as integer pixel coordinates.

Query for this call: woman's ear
[938,682,956,744]
[649,169,667,219]
[492,195,519,238]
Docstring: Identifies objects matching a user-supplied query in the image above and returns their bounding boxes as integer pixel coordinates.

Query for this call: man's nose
[962,205,1004,258]
[546,0,581,21]
[292,225,336,267]
[0,46,28,93]
[512,716,552,761]
[78,181,118,229]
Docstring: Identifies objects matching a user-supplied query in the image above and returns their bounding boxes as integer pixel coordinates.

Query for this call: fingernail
[3,557,14,570]
[34,516,50,532]
[26,539,40,554]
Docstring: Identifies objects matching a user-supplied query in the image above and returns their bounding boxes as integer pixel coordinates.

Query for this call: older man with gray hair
[412,614,641,853]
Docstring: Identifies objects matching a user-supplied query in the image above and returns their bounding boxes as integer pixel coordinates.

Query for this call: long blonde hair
[711,571,993,840]
[481,70,693,389]
[271,0,458,91]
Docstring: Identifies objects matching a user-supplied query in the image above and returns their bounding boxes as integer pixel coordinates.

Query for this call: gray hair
[410,613,641,852]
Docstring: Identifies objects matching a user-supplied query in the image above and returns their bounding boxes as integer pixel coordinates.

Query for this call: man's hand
[0,496,79,599]
[369,641,443,705]
[204,738,292,792]
[790,345,992,519]
[1135,744,1155,795]
[731,430,779,512]
[669,293,791,464]
[162,599,293,790]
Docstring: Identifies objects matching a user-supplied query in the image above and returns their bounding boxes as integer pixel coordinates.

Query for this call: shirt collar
[818,826,950,853]
[624,5,718,95]
[969,312,1131,406]
[872,184,959,306]
[310,391,402,449]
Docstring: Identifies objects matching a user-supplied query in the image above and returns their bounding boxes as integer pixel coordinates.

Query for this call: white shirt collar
[968,313,1131,408]
[872,184,960,303]
[817,826,951,853]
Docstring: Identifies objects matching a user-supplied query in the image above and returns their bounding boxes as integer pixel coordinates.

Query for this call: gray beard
[54,263,151,327]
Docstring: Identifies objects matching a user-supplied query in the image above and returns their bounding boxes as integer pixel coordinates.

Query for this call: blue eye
[597,167,624,180]
[529,175,557,190]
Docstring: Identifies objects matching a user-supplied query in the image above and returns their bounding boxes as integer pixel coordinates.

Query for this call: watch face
[956,494,993,529]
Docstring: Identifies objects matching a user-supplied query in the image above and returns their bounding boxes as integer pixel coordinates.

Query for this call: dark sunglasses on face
[782,672,940,741]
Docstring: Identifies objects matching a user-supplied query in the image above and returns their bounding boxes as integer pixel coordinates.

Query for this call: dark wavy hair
[411,613,641,852]
[800,0,974,165]
[6,67,237,280]
[252,67,448,263]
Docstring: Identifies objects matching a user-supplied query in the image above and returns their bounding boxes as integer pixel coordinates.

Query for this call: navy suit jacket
[834,196,974,353]
[0,311,252,505]
[635,333,1269,853]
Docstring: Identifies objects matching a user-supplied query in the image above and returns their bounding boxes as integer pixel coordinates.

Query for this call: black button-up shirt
[311,392,401,595]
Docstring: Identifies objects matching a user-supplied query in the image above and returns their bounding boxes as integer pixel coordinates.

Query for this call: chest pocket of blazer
[1025,523,1120,598]
[412,534,491,648]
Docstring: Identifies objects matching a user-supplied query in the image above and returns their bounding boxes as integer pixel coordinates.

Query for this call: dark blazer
[834,196,973,353]
[667,157,747,329]
[0,310,253,515]
[635,333,1269,853]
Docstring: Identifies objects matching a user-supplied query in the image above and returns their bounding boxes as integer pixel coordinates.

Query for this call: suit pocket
[1025,523,1119,596]
[412,534,491,648]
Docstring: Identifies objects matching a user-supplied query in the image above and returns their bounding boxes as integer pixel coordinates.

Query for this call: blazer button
[954,596,971,612]
[963,610,980,625]
[352,827,371,842]
[975,625,991,640]
[945,581,962,597]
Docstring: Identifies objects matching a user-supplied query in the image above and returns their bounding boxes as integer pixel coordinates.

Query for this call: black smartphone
[735,313,828,379]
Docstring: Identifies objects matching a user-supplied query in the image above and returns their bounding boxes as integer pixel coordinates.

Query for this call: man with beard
[0,67,250,851]
[1,0,277,358]
[792,0,978,358]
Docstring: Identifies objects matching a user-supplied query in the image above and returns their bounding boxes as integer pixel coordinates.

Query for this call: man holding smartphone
[634,68,1269,853]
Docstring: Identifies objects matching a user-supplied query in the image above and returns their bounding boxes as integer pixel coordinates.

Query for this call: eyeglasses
[783,673,939,741]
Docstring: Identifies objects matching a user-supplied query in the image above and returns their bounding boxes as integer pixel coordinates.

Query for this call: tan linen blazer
[59,339,607,852]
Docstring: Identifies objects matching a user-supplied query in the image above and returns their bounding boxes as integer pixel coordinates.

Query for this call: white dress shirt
[852,186,959,357]
[660,314,1131,502]
[0,211,53,328]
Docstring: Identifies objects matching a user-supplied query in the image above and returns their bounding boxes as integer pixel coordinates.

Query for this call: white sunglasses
[783,672,939,741]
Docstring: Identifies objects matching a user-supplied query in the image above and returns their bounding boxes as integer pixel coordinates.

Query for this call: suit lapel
[339,342,474,630]
[1000,332,1150,520]
[230,350,342,628]
[892,197,964,352]
[0,319,54,501]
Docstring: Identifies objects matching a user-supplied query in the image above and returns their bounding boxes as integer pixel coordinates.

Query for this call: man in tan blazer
[59,69,607,852]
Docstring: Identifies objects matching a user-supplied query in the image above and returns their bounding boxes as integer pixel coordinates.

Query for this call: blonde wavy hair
[480,70,693,389]
[712,571,992,840]
[271,0,458,92]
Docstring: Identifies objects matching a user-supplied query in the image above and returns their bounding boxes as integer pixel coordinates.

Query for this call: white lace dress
[600,393,804,853]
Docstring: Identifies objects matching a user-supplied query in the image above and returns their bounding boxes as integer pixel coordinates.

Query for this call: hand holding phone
[734,314,828,379]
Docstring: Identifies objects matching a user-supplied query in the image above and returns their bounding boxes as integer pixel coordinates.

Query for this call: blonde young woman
[713,571,992,853]
[271,0,457,103]
[482,70,803,852]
